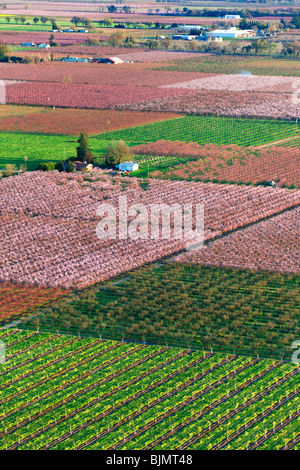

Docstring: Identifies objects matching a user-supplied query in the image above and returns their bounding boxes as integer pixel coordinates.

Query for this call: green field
[0,328,298,450]
[22,264,300,361]
[96,115,300,148]
[1,116,299,170]
[0,132,109,170]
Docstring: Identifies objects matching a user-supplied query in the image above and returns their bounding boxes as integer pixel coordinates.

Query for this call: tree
[71,16,81,27]
[40,16,48,24]
[76,132,94,163]
[33,17,39,24]
[103,17,114,27]
[109,30,124,47]
[108,5,117,14]
[0,41,9,61]
[5,16,10,23]
[20,16,26,24]
[55,161,64,172]
[267,41,278,56]
[105,140,132,166]
[147,39,159,49]
[5,163,17,176]
[65,161,75,172]
[49,34,57,47]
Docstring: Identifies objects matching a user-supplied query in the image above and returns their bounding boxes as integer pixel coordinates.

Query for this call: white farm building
[206,27,255,39]
[116,162,139,172]
[224,14,241,19]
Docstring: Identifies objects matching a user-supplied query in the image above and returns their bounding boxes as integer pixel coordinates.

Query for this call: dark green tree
[76,132,94,163]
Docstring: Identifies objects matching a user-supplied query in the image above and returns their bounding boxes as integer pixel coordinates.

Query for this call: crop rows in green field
[0,329,299,450]
[1,116,299,170]
[95,115,300,148]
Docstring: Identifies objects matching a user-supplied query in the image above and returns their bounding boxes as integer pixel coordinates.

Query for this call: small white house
[38,43,50,48]
[116,162,139,172]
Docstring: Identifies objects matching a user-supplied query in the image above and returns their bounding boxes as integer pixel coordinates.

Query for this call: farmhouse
[38,43,50,48]
[116,162,139,172]
[21,42,36,47]
[205,27,255,39]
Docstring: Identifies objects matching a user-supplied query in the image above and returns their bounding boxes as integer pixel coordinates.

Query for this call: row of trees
[24,263,300,360]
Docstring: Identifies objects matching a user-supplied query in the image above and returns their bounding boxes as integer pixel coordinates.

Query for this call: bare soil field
[0,107,182,134]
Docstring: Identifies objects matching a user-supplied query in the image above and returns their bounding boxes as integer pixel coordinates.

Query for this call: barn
[116,162,139,172]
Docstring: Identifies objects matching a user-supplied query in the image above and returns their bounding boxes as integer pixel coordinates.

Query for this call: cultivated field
[0,329,299,450]
[21,263,300,359]
[174,206,300,275]
[0,106,182,135]
[0,283,68,325]
[132,142,300,188]
[1,172,299,288]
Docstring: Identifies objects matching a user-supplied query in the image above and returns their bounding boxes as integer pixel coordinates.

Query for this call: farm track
[280,433,300,449]
[178,367,299,450]
[75,355,240,450]
[0,336,80,378]
[37,351,213,450]
[212,387,300,450]
[3,345,168,446]
[145,360,280,449]
[246,410,300,450]
[0,341,123,406]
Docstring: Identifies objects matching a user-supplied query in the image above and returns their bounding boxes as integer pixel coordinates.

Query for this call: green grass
[0,328,298,450]
[95,115,300,148]
[0,132,110,170]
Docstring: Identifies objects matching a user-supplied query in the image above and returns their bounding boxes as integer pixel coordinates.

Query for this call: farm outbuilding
[206,27,255,39]
[72,161,93,171]
[116,162,139,172]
